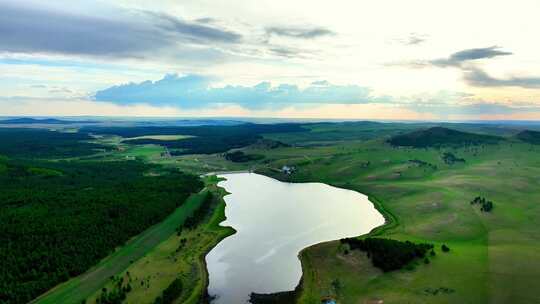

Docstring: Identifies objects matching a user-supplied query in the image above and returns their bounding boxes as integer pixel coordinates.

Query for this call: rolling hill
[516,130,540,144]
[388,126,503,148]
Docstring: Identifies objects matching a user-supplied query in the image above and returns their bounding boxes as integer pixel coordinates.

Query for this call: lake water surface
[206,173,384,304]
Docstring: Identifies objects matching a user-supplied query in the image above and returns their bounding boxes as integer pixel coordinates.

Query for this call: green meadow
[248,136,540,303]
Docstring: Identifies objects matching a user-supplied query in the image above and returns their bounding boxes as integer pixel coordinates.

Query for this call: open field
[122,135,194,141]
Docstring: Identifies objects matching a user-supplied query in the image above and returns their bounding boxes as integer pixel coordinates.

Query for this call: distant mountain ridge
[0,118,98,124]
[388,127,503,148]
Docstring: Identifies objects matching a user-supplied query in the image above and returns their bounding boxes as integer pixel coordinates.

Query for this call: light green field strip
[33,190,209,304]
[122,135,193,141]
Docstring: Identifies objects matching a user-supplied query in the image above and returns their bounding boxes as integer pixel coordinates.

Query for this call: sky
[1,0,540,120]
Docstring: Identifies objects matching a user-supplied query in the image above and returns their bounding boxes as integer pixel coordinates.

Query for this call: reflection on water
[206,173,384,304]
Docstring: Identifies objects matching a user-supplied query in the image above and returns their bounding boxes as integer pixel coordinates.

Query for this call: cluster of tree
[224,151,264,163]
[250,138,290,149]
[184,192,214,229]
[0,128,107,158]
[388,127,502,148]
[153,278,182,304]
[95,275,133,304]
[424,287,455,296]
[470,196,494,212]
[82,124,305,155]
[0,159,203,304]
[442,152,465,165]
[408,159,437,169]
[340,237,433,272]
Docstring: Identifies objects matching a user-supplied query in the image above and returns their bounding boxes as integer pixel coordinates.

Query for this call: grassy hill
[516,130,540,144]
[388,127,503,148]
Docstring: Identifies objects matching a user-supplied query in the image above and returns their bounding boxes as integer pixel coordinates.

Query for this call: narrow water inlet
[206,173,385,304]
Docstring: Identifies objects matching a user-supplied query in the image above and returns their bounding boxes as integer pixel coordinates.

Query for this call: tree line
[224,151,264,163]
[0,128,107,158]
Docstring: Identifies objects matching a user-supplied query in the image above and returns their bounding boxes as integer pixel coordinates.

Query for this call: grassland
[248,137,540,303]
[122,135,194,141]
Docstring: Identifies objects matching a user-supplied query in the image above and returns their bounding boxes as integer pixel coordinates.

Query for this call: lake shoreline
[206,172,385,304]
[248,170,397,303]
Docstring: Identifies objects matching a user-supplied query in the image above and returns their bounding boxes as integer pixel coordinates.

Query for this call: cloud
[393,33,427,46]
[94,74,381,109]
[0,1,241,58]
[311,80,330,86]
[409,101,540,118]
[464,68,540,89]
[265,26,335,39]
[400,91,540,117]
[145,11,241,43]
[430,46,512,67]
[268,47,300,58]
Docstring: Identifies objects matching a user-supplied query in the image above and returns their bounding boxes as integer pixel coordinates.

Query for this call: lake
[206,173,385,304]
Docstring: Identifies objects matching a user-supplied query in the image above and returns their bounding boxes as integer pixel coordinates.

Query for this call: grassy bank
[84,175,235,304]
[33,186,219,304]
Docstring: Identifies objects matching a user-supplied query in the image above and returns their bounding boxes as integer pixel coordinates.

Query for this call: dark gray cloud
[430,46,512,67]
[94,74,380,109]
[387,46,513,69]
[0,2,241,58]
[464,68,540,89]
[265,26,335,39]
[145,11,241,43]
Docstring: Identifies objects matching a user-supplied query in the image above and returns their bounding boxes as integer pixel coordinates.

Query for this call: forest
[83,123,306,155]
[0,159,203,304]
[0,128,107,158]
[224,151,265,163]
[340,237,434,272]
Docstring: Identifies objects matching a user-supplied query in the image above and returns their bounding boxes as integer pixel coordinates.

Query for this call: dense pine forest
[83,123,305,154]
[0,158,203,304]
[0,128,107,158]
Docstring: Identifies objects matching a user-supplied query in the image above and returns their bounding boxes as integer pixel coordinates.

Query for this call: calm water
[206,173,384,304]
